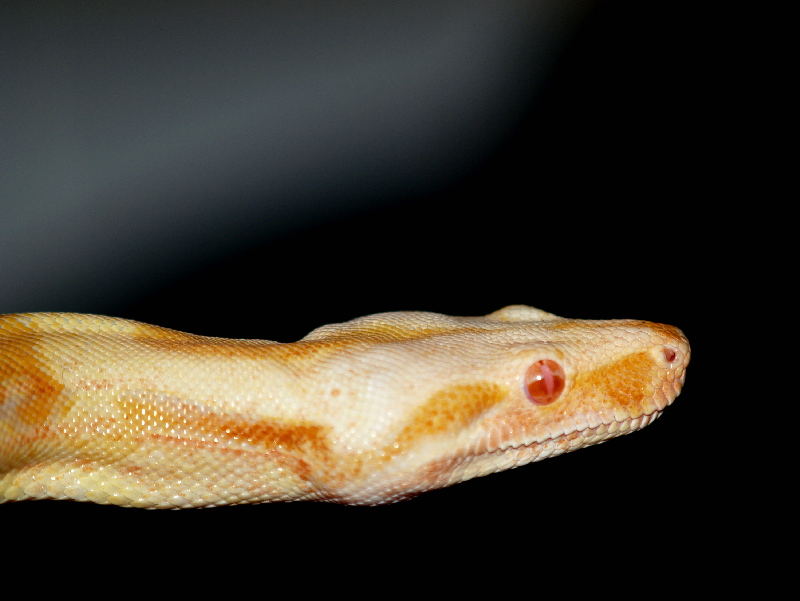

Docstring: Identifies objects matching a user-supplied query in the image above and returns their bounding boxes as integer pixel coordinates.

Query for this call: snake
[0,305,689,508]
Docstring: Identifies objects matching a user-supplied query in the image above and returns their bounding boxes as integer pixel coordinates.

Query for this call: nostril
[663,347,678,363]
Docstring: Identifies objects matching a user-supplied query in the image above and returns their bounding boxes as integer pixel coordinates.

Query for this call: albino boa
[0,305,689,508]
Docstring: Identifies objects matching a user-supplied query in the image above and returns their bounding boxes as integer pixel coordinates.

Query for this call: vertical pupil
[524,359,565,405]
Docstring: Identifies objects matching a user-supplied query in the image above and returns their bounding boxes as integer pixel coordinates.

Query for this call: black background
[1,1,751,589]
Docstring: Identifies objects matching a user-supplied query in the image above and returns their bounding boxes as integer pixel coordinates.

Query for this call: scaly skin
[0,305,689,508]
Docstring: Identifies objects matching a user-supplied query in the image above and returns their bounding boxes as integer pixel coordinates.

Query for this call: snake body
[0,305,689,508]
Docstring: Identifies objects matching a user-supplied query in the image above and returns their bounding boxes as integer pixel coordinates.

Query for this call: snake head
[308,305,689,504]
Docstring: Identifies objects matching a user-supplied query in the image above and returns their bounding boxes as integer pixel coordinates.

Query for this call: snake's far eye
[524,359,565,405]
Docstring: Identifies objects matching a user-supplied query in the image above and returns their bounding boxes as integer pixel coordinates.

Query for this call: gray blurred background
[2,1,582,313]
[2,0,709,336]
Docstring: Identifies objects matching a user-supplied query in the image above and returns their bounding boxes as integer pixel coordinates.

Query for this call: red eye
[524,359,565,405]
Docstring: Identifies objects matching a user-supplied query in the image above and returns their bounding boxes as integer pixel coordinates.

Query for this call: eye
[524,359,565,405]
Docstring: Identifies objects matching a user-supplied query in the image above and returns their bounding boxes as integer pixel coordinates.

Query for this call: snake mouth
[445,372,686,484]
[367,409,669,505]
[479,354,686,464]
[467,409,667,471]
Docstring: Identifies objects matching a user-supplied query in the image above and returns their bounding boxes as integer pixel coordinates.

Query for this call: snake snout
[645,324,690,411]
[648,323,690,374]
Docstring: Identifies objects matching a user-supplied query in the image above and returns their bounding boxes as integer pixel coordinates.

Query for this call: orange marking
[573,351,656,410]
[116,397,331,456]
[0,334,67,425]
[208,416,329,454]
[392,381,508,453]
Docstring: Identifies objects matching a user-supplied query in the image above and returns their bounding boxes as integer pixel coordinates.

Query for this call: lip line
[476,408,666,459]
